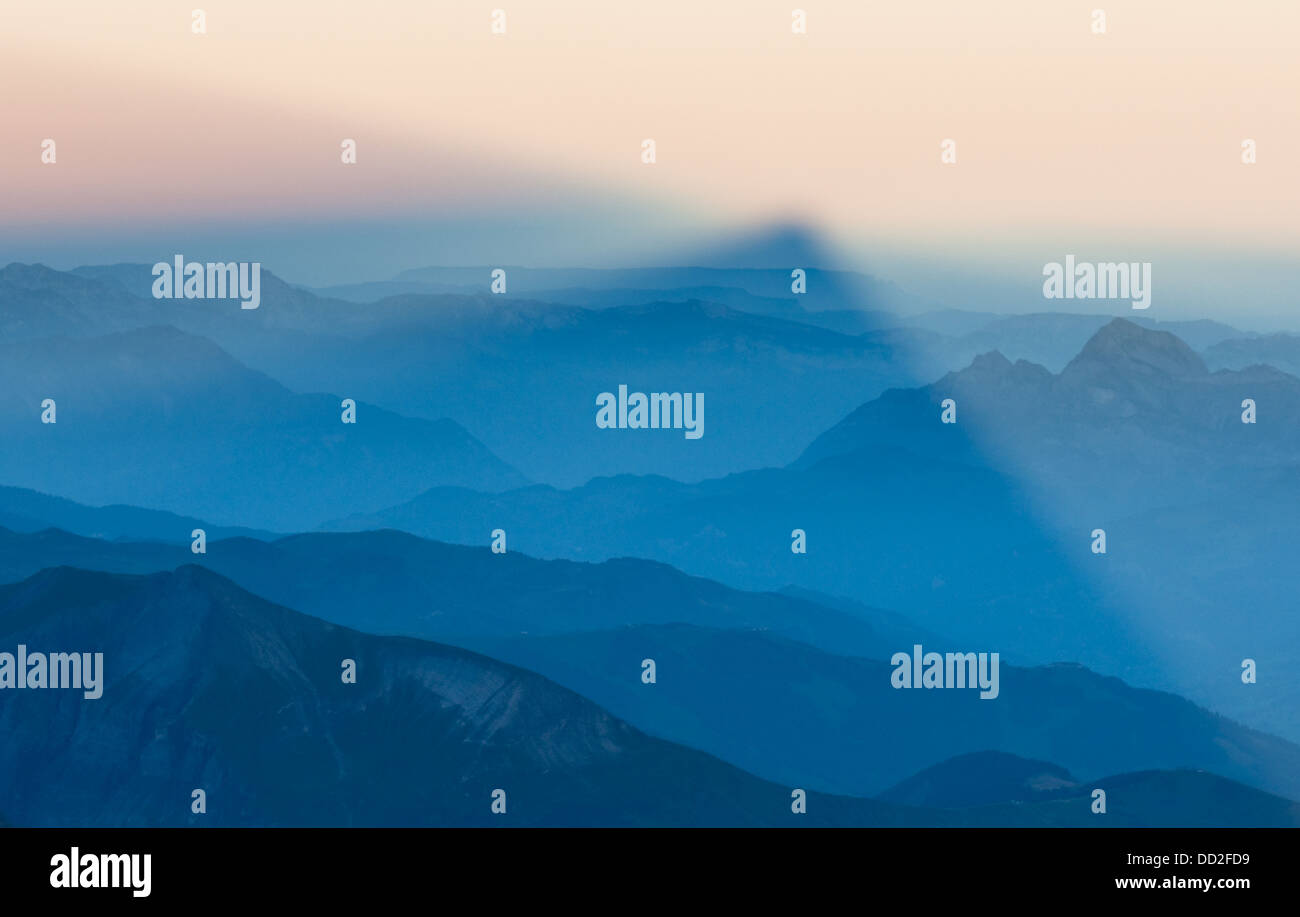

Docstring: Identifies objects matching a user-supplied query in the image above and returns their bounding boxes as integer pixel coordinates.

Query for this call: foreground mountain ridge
[1,564,1295,827]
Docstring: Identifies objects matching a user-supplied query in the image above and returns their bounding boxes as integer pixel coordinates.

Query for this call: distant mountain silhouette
[7,252,1299,830]
[0,263,160,340]
[327,320,1300,741]
[325,444,1112,672]
[795,318,1290,495]
[1205,332,1300,377]
[0,525,923,662]
[0,326,526,529]
[0,486,274,542]
[878,751,1079,808]
[15,263,1259,487]
[903,310,1246,372]
[5,261,379,355]
[787,318,1300,739]
[965,769,1300,827]
[774,585,951,649]
[5,262,931,484]
[71,262,362,333]
[213,295,941,485]
[263,305,1256,486]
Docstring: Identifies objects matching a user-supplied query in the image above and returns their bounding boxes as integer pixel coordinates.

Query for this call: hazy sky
[2,1,1298,318]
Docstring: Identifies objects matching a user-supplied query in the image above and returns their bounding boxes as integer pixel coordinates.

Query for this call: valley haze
[0,238,1294,830]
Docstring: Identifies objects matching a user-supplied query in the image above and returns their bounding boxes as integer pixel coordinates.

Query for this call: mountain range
[0,524,1296,805]
[0,485,275,543]
[0,324,525,530]
[0,565,875,827]
[3,261,1253,487]
[1,564,1294,827]
[319,319,1300,741]
[3,246,1297,828]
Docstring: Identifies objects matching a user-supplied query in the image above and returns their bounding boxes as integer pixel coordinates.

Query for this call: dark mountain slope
[0,565,910,827]
[877,751,1079,808]
[2,565,1293,827]
[1,527,1297,806]
[0,526,923,662]
[467,624,1300,802]
[970,769,1300,828]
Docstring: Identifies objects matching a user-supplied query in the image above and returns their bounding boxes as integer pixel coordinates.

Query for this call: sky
[2,1,1298,321]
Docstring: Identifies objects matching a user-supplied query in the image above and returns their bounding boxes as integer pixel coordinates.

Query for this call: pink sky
[3,1,1298,259]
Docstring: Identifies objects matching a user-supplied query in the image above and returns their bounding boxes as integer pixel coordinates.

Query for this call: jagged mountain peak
[937,349,1055,393]
[1065,317,1207,379]
[968,350,1012,372]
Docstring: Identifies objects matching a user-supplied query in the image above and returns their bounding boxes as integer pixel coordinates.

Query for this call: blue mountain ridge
[320,320,1300,742]
[0,564,1294,827]
[0,325,526,530]
[3,254,1296,827]
[0,525,1296,805]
